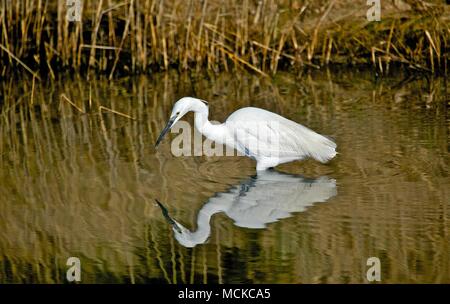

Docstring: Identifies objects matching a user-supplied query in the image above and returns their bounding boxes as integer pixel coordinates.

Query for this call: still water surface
[0,70,449,283]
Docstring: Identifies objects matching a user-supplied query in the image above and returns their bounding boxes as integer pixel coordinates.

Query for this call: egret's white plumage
[225,107,337,170]
[155,97,337,170]
[157,170,337,248]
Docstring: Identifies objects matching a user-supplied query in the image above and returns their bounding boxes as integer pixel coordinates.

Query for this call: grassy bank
[0,0,449,79]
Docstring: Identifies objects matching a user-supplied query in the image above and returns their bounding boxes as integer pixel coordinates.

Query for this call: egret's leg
[256,162,270,171]
[256,158,278,171]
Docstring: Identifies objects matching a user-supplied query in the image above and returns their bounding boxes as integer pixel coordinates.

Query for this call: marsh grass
[0,0,449,78]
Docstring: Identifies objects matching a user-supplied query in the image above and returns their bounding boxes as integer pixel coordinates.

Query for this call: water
[0,69,449,283]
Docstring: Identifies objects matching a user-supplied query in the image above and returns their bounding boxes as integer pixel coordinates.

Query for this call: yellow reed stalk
[99,105,135,120]
[60,94,84,113]
[0,44,41,80]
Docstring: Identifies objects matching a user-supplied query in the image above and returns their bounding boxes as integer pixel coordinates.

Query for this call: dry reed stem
[0,1,449,77]
[60,94,85,113]
[0,44,41,80]
[216,42,269,77]
[99,105,135,120]
[109,0,134,79]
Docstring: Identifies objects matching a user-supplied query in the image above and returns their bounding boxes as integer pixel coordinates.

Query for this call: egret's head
[155,97,208,148]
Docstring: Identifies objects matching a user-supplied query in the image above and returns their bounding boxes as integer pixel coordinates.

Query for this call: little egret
[155,97,337,170]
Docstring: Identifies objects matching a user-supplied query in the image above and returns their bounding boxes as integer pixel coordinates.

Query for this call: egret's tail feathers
[307,134,337,163]
[314,137,336,163]
[288,123,337,163]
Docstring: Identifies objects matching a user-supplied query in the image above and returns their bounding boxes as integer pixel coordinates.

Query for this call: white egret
[156,171,337,248]
[155,97,337,170]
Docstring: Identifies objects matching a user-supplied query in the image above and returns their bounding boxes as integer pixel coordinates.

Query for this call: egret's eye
[176,111,180,115]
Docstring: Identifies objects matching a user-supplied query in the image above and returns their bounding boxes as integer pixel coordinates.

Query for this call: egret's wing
[226,107,336,163]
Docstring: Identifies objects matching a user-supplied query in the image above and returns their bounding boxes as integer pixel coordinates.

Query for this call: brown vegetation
[0,0,449,78]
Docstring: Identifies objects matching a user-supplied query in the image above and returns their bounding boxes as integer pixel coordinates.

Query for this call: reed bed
[0,0,449,79]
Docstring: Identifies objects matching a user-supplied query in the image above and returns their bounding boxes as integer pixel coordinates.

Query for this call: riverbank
[0,0,449,79]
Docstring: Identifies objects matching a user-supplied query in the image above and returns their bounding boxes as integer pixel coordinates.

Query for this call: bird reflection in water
[156,170,337,248]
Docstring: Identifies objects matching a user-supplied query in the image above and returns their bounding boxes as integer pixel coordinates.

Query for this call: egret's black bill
[155,199,182,233]
[155,116,177,148]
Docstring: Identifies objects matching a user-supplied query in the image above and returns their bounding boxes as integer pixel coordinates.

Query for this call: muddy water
[0,70,449,283]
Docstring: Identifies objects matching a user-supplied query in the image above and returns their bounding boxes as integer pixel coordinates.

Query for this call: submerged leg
[256,158,279,171]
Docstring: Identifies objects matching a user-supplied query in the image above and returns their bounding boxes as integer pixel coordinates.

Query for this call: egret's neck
[175,203,226,247]
[194,110,226,143]
[194,109,210,131]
